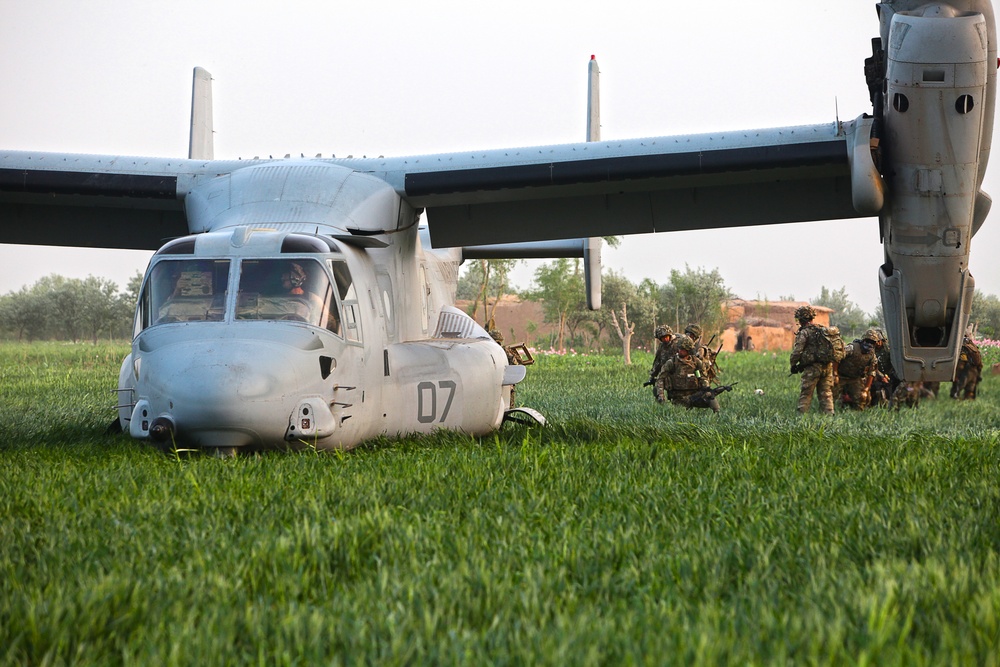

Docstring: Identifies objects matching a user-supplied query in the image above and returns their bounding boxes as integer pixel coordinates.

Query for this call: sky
[1,0,998,316]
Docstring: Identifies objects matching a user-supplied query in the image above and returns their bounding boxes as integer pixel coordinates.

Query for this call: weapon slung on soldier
[704,381,738,396]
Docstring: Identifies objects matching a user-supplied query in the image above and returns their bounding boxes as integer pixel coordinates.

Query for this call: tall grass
[1,343,998,665]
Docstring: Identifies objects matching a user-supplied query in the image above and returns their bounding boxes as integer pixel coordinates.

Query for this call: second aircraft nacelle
[861,2,996,381]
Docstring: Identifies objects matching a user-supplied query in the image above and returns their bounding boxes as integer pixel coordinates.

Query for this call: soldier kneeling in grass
[659,337,734,413]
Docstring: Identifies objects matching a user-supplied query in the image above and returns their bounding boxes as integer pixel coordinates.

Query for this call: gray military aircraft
[0,0,994,453]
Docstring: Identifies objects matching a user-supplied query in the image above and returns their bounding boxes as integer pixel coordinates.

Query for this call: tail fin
[584,55,602,309]
[450,57,605,310]
[188,67,214,160]
[587,55,600,143]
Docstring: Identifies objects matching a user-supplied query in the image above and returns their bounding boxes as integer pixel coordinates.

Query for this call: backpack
[961,340,982,369]
[802,325,845,365]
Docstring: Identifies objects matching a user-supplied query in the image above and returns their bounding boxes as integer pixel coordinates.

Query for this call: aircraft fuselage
[117,164,513,452]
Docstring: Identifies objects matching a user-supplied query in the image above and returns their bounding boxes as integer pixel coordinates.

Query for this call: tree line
[0,273,141,342]
[458,259,1000,355]
[4,263,1000,347]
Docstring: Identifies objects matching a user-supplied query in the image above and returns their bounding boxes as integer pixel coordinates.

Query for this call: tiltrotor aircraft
[0,0,995,453]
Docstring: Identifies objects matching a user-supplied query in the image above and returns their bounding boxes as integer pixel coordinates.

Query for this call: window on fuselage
[235,258,341,334]
[135,259,230,335]
[330,260,362,343]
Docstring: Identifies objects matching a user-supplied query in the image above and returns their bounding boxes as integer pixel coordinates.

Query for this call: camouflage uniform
[835,333,879,410]
[789,306,834,414]
[661,338,719,412]
[951,336,983,400]
[871,328,898,407]
[490,329,519,407]
[684,323,720,383]
[891,381,923,409]
[650,325,677,402]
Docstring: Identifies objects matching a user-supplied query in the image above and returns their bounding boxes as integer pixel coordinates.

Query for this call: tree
[457,259,520,325]
[634,278,662,348]
[523,258,586,351]
[812,286,869,339]
[79,276,125,343]
[0,285,50,341]
[656,265,731,339]
[600,271,656,364]
[971,290,1000,338]
[0,273,135,342]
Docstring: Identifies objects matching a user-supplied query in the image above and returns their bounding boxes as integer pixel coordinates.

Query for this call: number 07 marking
[417,380,457,423]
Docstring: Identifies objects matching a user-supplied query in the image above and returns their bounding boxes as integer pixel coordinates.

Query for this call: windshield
[236,258,340,333]
[137,259,231,333]
[135,257,344,336]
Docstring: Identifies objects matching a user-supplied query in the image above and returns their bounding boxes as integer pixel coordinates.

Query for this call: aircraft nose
[132,334,325,448]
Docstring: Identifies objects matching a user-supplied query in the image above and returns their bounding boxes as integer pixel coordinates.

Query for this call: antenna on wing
[188,67,214,160]
[584,55,603,310]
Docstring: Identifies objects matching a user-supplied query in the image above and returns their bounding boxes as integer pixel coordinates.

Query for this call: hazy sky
[2,0,998,315]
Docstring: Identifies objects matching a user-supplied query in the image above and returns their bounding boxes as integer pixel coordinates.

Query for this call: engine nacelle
[876,4,991,380]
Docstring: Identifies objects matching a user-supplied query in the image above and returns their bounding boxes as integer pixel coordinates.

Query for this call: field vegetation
[1,342,999,665]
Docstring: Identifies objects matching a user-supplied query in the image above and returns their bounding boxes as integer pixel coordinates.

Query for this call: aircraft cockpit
[133,232,363,342]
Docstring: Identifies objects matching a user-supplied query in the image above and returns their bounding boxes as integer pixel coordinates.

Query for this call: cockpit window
[135,259,230,334]
[155,237,198,255]
[280,235,340,254]
[236,258,341,333]
[331,260,361,342]
[134,256,347,337]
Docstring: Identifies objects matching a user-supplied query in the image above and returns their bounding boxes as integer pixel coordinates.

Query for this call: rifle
[704,381,737,397]
[686,382,738,411]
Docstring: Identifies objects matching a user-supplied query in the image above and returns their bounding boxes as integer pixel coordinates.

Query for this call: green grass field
[1,342,999,665]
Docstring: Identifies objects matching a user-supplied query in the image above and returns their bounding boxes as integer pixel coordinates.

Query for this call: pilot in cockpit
[280,262,309,296]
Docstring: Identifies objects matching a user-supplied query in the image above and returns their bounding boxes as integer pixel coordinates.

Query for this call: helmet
[489,329,504,344]
[862,328,881,344]
[794,305,816,323]
[676,337,696,353]
[654,325,673,339]
[684,324,702,339]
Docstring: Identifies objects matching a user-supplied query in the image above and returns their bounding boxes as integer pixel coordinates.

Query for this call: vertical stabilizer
[188,67,214,160]
[587,55,600,142]
[585,55,602,309]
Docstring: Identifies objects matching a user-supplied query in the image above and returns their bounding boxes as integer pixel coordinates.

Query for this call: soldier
[869,327,897,407]
[836,329,880,410]
[660,337,720,412]
[684,323,721,383]
[951,335,983,400]
[649,325,676,403]
[789,305,836,414]
[891,381,923,409]
[489,328,520,406]
[489,328,518,365]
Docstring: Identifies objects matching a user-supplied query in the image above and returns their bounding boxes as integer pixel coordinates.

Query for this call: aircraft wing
[0,154,242,250]
[376,121,864,248]
[0,120,860,251]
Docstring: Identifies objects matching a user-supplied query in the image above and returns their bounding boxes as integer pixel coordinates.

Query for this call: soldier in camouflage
[490,328,521,407]
[789,305,835,414]
[835,329,880,410]
[684,323,721,383]
[649,325,676,403]
[891,381,923,409]
[660,337,720,412]
[951,335,983,400]
[869,328,897,407]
